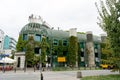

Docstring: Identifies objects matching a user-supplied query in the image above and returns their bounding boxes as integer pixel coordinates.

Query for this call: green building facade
[19,15,101,67]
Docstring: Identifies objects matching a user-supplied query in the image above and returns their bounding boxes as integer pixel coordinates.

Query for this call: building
[3,35,17,56]
[0,29,4,60]
[16,15,102,68]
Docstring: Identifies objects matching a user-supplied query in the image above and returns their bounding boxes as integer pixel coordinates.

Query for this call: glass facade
[3,35,10,49]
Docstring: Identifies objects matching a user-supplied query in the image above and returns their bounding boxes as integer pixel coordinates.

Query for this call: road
[0,70,119,80]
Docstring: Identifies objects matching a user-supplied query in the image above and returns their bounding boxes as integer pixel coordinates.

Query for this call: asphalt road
[0,70,119,80]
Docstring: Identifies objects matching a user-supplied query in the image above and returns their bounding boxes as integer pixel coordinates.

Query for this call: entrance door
[17,57,21,67]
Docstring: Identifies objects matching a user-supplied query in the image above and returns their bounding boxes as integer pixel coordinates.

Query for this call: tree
[25,36,35,67]
[16,34,24,52]
[96,0,120,72]
[101,38,113,64]
[40,36,49,67]
[11,50,16,59]
[67,36,78,67]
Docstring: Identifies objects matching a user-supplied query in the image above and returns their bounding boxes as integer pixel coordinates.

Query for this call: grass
[52,67,102,71]
[81,74,120,80]
[52,67,71,71]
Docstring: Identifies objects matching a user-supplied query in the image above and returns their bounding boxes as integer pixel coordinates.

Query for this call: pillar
[86,31,95,67]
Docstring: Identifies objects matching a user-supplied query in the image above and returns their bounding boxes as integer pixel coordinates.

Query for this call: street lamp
[50,27,53,69]
[39,49,43,80]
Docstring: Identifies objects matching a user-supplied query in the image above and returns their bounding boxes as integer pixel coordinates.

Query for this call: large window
[63,40,67,46]
[53,39,58,45]
[80,42,84,48]
[34,47,40,54]
[95,53,98,57]
[35,34,41,41]
[63,51,67,56]
[23,34,27,40]
[94,43,98,49]
[81,52,84,57]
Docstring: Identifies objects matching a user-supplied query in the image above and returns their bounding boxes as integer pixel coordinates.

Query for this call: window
[63,51,67,56]
[53,39,58,45]
[34,47,40,54]
[63,40,67,46]
[95,53,98,57]
[80,42,84,48]
[23,34,27,40]
[35,34,41,41]
[94,44,98,48]
[81,52,84,57]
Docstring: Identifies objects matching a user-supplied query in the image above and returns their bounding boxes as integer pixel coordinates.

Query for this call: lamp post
[39,49,43,80]
[50,28,53,69]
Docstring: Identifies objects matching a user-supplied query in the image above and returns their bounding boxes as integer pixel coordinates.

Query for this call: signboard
[58,57,66,62]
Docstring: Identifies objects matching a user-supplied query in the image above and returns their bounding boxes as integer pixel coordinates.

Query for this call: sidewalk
[0,70,119,80]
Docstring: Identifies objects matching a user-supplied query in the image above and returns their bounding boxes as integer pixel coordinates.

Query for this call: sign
[58,57,66,62]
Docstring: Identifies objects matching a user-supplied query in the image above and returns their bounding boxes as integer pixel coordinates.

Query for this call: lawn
[81,74,120,80]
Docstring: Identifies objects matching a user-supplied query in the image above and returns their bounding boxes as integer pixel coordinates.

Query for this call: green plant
[67,36,78,67]
[96,0,120,72]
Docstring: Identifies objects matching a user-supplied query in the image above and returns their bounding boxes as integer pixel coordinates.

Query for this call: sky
[0,0,106,40]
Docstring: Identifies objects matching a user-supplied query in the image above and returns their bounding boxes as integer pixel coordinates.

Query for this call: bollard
[77,71,82,78]
[41,73,43,80]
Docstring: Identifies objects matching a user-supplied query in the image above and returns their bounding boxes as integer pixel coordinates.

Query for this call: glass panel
[63,40,67,46]
[94,44,98,48]
[95,53,98,57]
[53,39,58,45]
[34,47,40,54]
[81,52,84,57]
[23,34,27,40]
[35,34,41,41]
[80,42,84,48]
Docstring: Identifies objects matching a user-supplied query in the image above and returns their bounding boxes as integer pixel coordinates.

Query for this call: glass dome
[20,22,50,34]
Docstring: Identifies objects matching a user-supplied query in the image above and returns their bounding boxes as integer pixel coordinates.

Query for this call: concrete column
[86,31,95,67]
[69,28,77,37]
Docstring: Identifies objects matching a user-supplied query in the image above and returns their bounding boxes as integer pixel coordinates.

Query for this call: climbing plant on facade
[40,36,49,66]
[25,36,35,67]
[67,36,78,67]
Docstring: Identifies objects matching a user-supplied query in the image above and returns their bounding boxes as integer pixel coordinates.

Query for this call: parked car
[100,64,114,69]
